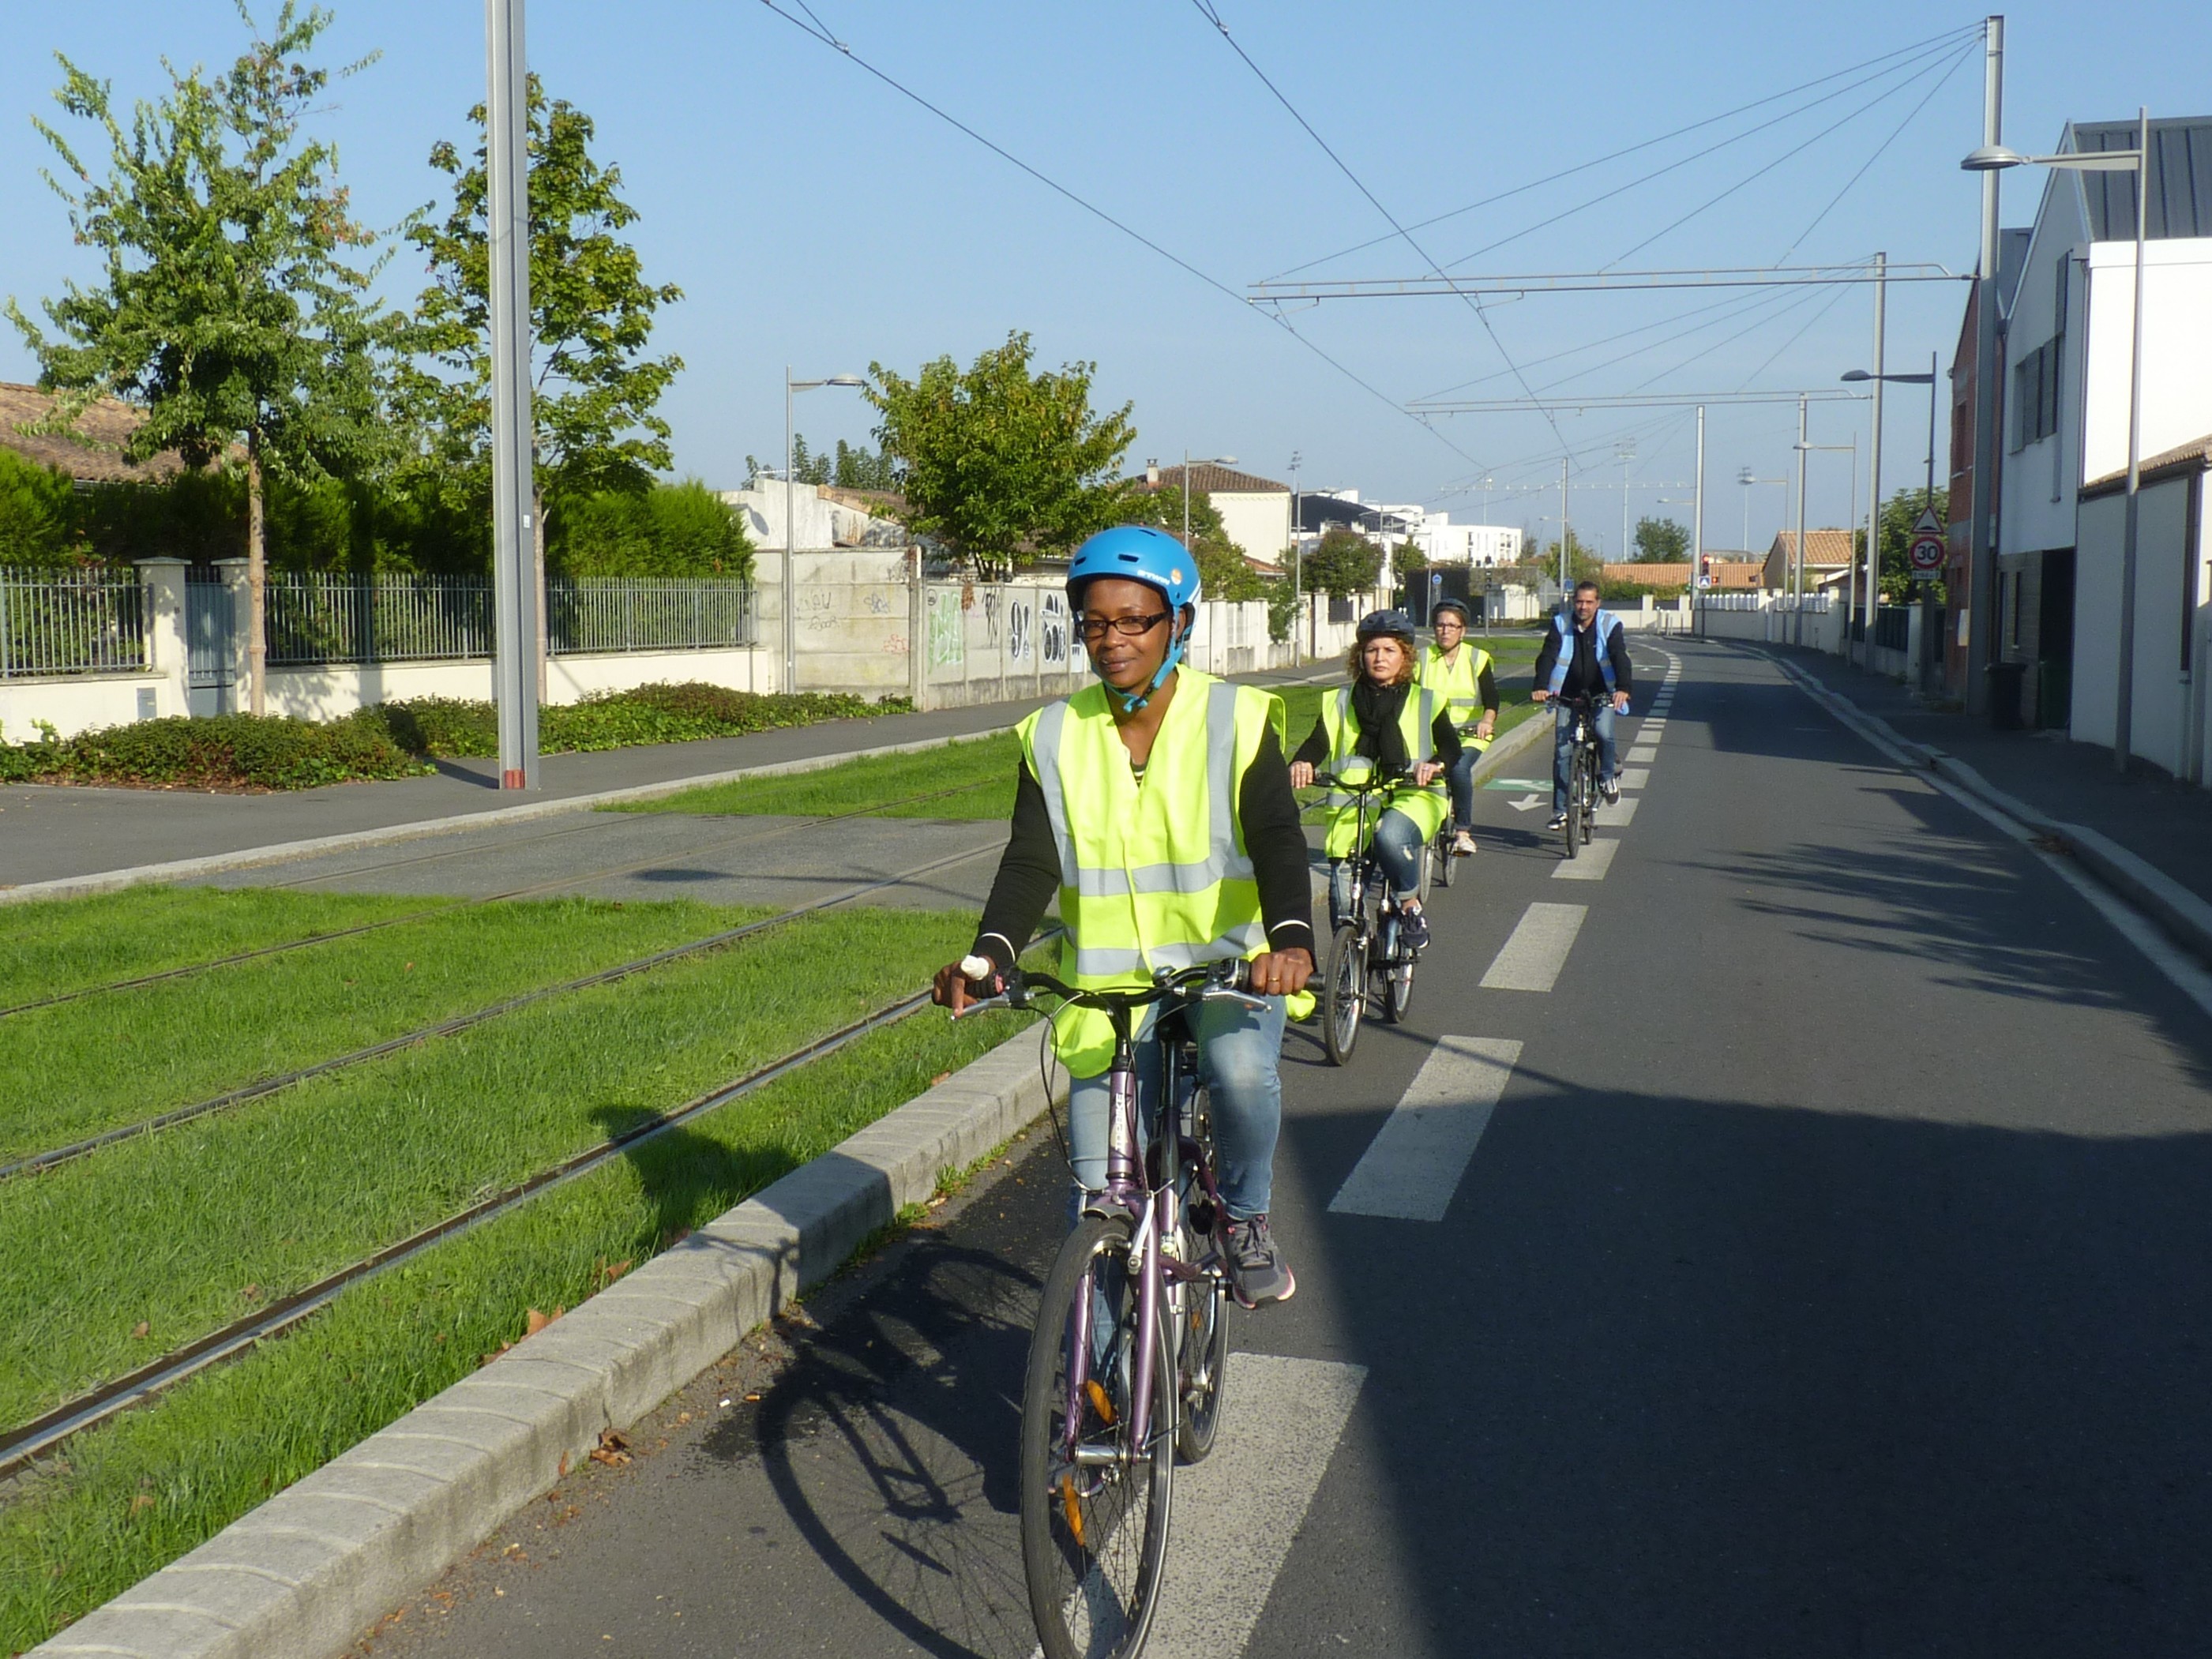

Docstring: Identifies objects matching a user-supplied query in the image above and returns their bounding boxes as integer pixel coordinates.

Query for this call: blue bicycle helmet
[1065,524,1203,711]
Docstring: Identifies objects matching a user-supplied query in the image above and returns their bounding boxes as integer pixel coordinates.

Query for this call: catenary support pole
[1560,458,1570,596]
[2114,105,2150,773]
[1966,15,2005,713]
[1793,396,1808,647]
[1865,252,1887,659]
[486,0,537,790]
[783,370,796,696]
[1692,405,1706,637]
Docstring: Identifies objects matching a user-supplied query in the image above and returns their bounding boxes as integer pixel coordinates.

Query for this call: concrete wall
[2072,471,2209,778]
[0,672,170,742]
[253,646,778,723]
[1698,599,1846,655]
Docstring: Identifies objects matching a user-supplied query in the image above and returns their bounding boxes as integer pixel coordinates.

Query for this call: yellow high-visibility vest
[1316,684,1448,858]
[1020,670,1286,1076]
[1420,641,1494,744]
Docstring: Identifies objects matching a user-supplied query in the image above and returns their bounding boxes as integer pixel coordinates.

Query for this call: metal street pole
[1865,251,1887,662]
[1925,351,1939,507]
[783,367,795,696]
[1693,405,1706,637]
[486,0,536,790]
[1559,457,1571,596]
[1618,439,1635,561]
[1793,396,1808,647]
[1289,450,1301,665]
[1966,14,2005,714]
[2114,105,2150,773]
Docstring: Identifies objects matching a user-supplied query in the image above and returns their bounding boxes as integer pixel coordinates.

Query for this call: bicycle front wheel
[1321,921,1365,1065]
[1564,754,1586,858]
[1023,1214,1177,1659]
[1434,828,1455,888]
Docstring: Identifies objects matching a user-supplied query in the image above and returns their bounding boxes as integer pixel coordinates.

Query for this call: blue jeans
[1553,701,1618,813]
[1066,992,1286,1220]
[1329,806,1426,916]
[1447,746,1483,830]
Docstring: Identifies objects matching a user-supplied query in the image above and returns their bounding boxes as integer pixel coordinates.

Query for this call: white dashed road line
[1553,839,1620,880]
[1142,1356,1369,1657]
[1330,1038,1523,1222]
[1626,745,1658,764]
[1618,768,1651,790]
[1593,797,1639,828]
[1479,903,1587,991]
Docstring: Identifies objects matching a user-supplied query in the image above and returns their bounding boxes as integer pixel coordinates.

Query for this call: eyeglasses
[1076,611,1171,641]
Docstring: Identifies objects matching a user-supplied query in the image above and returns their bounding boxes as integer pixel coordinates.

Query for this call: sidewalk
[0,667,1342,892]
[1769,642,2212,956]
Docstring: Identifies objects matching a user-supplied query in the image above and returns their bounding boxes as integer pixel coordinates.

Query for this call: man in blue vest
[1530,580,1633,830]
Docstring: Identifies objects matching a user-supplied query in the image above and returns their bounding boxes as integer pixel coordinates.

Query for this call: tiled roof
[1767,529,1854,566]
[2082,430,2212,493]
[1134,463,1290,495]
[0,381,190,484]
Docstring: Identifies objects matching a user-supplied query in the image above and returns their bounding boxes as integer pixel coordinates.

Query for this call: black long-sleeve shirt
[970,725,1316,974]
[1533,613,1636,701]
[1289,691,1466,771]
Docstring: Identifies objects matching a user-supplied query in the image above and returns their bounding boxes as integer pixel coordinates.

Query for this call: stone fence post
[133,557,189,719]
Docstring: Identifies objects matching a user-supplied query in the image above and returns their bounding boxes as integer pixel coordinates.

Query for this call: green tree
[403,74,683,685]
[866,330,1134,577]
[553,479,752,577]
[1391,539,1427,575]
[1538,530,1602,587]
[1632,516,1690,563]
[9,2,405,711]
[1302,526,1384,600]
[0,450,83,567]
[1853,484,1951,602]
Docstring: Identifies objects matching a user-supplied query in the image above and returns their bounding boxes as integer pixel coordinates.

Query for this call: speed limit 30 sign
[1906,506,1945,576]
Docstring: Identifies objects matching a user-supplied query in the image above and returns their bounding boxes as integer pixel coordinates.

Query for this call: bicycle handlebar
[950,957,1257,1019]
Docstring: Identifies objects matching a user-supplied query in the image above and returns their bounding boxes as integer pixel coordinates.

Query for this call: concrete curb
[29,1023,1061,1659]
[0,726,1012,906]
[1765,650,2212,974]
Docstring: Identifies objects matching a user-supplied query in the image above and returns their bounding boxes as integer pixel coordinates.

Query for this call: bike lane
[364,637,2212,1657]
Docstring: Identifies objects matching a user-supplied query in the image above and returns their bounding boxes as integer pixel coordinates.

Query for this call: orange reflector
[1083,1378,1117,1426]
[1060,1472,1086,1547]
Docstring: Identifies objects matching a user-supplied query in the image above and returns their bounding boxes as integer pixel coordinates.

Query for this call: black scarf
[1350,677,1411,773]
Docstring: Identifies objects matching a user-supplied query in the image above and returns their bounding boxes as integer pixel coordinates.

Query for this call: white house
[1133,462,1293,569]
[1416,517,1523,567]
[1994,115,2212,734]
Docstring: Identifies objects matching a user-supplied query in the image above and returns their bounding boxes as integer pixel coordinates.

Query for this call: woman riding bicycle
[932,524,1315,1308]
[1420,598,1499,858]
[1286,608,1459,951]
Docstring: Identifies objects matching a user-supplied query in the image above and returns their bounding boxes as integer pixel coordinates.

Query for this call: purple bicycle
[956,956,1256,1659]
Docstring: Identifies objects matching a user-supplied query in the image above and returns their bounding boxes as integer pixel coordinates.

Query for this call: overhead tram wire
[1261,21,1983,283]
[1185,1,1570,452]
[1773,43,1979,264]
[1417,284,1790,404]
[752,0,1493,475]
[1430,33,1981,276]
[1603,43,1974,270]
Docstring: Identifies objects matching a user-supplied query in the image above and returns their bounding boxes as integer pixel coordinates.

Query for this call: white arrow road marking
[1480,902,1587,991]
[1330,1038,1523,1222]
[1136,1356,1369,1657]
[1553,838,1619,881]
[1508,794,1544,813]
[1483,776,1550,790]
[1593,797,1639,828]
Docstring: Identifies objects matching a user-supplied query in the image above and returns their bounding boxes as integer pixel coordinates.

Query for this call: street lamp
[1963,113,2149,769]
[784,370,867,695]
[1737,466,1786,554]
[1842,358,1940,656]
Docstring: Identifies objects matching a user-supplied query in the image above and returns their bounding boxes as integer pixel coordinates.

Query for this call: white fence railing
[0,567,148,680]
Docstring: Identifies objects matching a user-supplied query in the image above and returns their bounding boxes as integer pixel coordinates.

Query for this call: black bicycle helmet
[1431,597,1472,625]
[1355,608,1417,645]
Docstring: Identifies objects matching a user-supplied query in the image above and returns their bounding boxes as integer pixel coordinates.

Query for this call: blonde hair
[1346,636,1414,686]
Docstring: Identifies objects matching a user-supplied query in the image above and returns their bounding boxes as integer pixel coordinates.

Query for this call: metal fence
[0,566,148,680]
[262,572,757,665]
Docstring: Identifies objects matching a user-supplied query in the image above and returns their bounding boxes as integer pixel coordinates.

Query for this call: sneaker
[1397,905,1429,950]
[1546,812,1568,831]
[1223,1214,1295,1308]
[1601,777,1621,805]
[1452,829,1477,856]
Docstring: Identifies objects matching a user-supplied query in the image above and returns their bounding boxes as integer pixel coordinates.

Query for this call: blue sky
[2,2,2202,554]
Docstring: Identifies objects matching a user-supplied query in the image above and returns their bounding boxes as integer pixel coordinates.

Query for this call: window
[2010,336,2063,451]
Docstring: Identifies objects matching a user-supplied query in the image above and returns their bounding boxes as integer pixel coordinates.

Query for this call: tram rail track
[0,835,1004,1182]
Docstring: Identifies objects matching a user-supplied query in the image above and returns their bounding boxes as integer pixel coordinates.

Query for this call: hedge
[0,684,911,789]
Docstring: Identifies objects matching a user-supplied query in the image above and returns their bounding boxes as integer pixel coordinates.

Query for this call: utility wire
[1188,0,1568,452]
[754,0,1493,472]
[1263,21,1981,282]
[1773,42,1977,264]
[1418,285,1781,403]
[1603,47,1965,268]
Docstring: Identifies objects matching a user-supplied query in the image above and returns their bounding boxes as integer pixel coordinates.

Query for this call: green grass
[617,731,1022,821]
[0,887,442,1012]
[0,905,985,1430]
[0,997,1035,1652]
[0,896,779,1165]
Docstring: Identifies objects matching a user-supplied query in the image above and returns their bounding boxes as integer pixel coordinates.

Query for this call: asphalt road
[365,637,2212,1658]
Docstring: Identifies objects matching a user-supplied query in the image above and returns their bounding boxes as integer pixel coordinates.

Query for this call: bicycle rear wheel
[1321,921,1365,1065]
[1433,828,1455,888]
[1023,1214,1176,1659]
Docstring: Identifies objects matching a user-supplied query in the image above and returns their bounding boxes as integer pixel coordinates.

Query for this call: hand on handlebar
[1288,759,1315,789]
[1530,688,1549,704]
[1246,947,1313,997]
[1612,690,1631,714]
[1412,760,1442,787]
[932,955,1001,1015]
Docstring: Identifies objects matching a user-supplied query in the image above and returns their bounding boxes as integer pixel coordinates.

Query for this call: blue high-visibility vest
[1546,610,1621,695]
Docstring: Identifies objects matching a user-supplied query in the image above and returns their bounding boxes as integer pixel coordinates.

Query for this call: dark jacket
[1290,680,1465,772]
[1533,610,1635,701]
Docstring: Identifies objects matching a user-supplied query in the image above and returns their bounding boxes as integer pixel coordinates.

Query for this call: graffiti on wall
[1041,591,1069,666]
[1007,595,1032,663]
[928,590,965,668]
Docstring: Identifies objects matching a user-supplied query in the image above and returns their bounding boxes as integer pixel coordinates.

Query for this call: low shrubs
[0,713,426,790]
[0,683,912,789]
